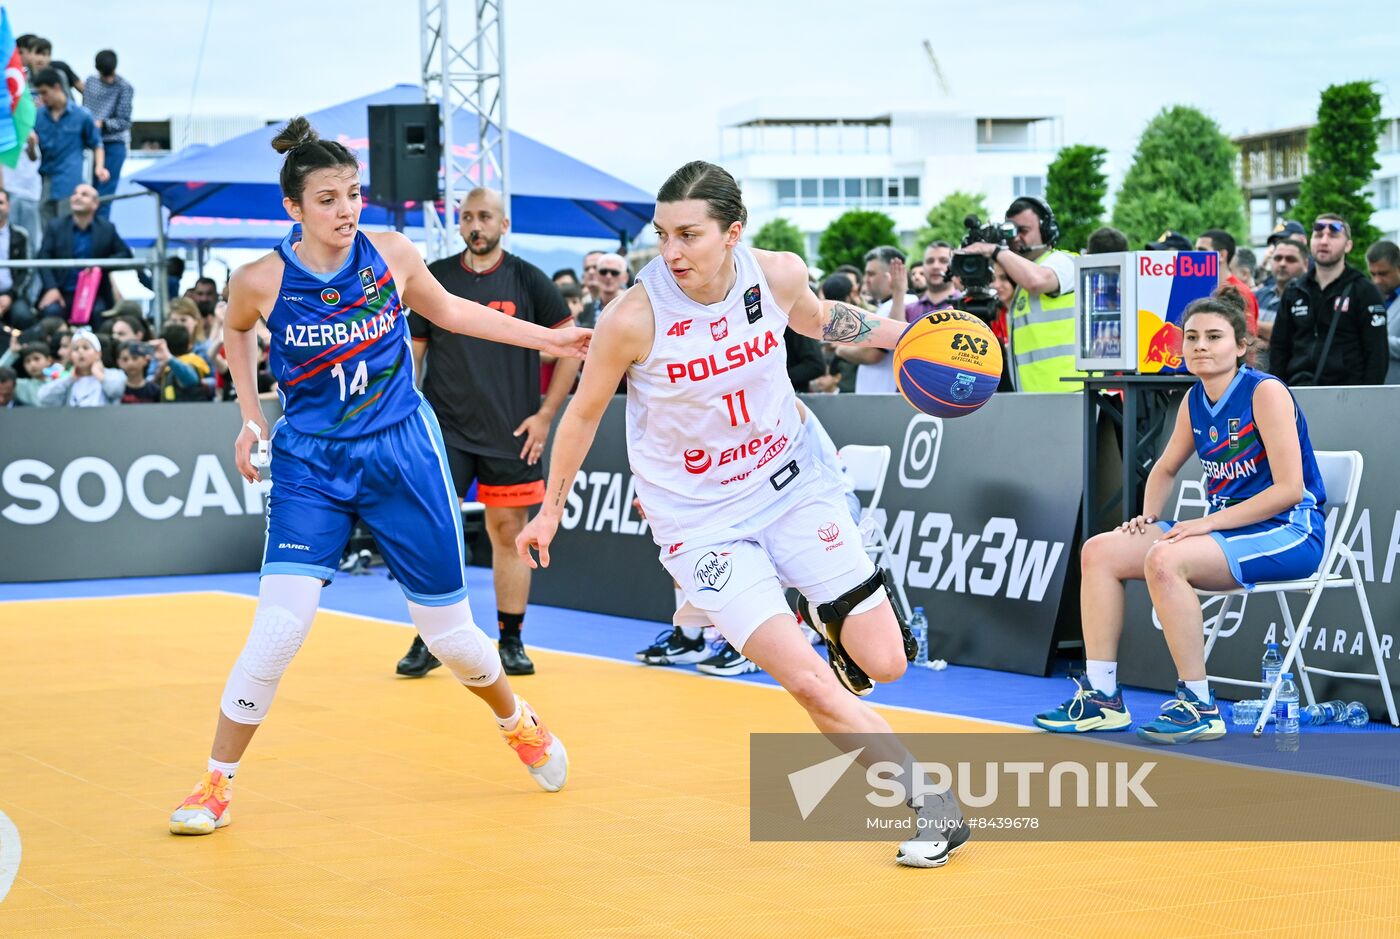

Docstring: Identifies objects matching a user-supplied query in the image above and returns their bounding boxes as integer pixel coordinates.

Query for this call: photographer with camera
[960,197,1082,392]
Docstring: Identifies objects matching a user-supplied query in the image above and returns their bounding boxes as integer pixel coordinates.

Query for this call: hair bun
[270,116,318,155]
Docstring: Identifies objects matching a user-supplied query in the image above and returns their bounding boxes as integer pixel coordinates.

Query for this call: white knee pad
[221,604,310,724]
[220,574,320,725]
[409,600,501,687]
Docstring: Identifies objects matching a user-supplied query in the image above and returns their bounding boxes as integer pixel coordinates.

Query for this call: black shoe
[637,626,708,665]
[499,634,535,675]
[396,635,441,678]
[696,641,760,677]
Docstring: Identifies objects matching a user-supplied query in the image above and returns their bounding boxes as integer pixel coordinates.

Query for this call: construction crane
[922,39,951,96]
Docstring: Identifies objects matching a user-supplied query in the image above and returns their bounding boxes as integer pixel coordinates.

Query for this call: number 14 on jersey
[332,359,369,400]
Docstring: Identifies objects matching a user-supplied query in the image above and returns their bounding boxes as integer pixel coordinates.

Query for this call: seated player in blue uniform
[170,118,591,834]
[1034,293,1326,744]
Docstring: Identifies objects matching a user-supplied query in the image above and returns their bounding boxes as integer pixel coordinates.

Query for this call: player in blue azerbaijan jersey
[1035,293,1325,744]
[170,118,591,834]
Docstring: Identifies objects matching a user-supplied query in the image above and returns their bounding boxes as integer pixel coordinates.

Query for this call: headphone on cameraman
[1012,196,1060,248]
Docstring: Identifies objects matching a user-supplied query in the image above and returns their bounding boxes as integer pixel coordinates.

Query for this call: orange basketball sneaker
[169,770,232,835]
[501,697,568,792]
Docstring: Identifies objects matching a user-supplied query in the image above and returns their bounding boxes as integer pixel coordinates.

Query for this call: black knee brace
[809,569,916,662]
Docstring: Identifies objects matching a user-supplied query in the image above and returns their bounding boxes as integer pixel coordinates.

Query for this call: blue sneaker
[1135,683,1227,745]
[1034,674,1132,733]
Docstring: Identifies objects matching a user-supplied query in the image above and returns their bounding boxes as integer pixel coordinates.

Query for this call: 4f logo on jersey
[710,317,728,341]
[358,266,380,303]
[667,319,694,337]
[320,287,341,306]
[744,284,762,324]
[1228,418,1241,450]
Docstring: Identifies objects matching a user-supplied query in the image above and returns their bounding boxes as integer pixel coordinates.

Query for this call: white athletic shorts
[659,477,878,653]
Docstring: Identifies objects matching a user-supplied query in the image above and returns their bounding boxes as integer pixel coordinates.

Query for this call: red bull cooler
[1073,251,1219,374]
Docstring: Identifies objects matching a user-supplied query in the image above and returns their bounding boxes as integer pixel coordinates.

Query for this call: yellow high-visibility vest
[1010,249,1084,392]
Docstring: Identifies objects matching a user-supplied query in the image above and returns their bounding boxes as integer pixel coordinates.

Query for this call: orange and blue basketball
[893,310,1002,418]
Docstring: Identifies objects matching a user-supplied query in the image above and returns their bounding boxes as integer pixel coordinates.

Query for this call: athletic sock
[1085,660,1118,697]
[208,757,239,779]
[679,626,704,641]
[495,696,523,732]
[1184,679,1211,703]
[498,611,524,640]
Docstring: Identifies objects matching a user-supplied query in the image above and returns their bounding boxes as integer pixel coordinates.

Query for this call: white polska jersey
[627,244,813,546]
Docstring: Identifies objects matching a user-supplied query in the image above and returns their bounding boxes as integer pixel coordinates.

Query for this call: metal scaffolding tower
[419,0,509,261]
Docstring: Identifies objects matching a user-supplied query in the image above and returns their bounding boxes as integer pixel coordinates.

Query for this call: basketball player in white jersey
[518,161,969,868]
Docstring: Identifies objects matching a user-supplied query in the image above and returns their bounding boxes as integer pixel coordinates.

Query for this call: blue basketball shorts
[1155,505,1325,590]
[261,401,467,605]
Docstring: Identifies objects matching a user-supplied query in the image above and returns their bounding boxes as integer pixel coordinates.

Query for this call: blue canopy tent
[130,85,655,244]
[110,174,290,251]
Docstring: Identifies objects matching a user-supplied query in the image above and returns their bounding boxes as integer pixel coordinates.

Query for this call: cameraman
[961,197,1082,392]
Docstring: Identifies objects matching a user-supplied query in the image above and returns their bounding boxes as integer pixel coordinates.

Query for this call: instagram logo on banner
[898,415,943,489]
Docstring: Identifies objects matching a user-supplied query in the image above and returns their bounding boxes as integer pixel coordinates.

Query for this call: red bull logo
[1142,321,1184,370]
[1140,254,1217,278]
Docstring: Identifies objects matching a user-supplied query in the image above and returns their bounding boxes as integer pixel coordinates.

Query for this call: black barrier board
[1,403,268,582]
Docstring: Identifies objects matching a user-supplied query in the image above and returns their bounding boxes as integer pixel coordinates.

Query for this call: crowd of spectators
[2,28,1397,414]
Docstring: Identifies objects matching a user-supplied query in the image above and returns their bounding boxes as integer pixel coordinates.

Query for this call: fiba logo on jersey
[320,287,341,306]
[898,415,944,489]
[684,448,712,474]
[693,551,732,592]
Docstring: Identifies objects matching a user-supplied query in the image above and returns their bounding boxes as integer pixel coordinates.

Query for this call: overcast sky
[13,0,1399,195]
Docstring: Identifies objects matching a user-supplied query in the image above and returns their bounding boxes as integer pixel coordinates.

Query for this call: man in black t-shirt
[397,188,581,678]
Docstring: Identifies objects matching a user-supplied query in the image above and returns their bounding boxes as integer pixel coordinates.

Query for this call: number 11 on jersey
[332,359,369,400]
[723,389,751,426]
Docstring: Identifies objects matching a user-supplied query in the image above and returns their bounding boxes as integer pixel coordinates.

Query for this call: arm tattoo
[823,302,875,344]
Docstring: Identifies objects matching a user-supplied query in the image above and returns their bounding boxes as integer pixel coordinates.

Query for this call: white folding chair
[837,444,912,621]
[1197,451,1398,736]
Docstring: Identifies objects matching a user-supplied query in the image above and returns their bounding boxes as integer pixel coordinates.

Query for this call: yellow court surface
[3,592,1400,938]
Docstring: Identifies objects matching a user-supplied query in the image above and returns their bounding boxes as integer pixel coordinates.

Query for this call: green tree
[1112,106,1245,247]
[750,217,806,262]
[1045,144,1109,253]
[816,209,900,274]
[1291,81,1384,269]
[910,191,988,258]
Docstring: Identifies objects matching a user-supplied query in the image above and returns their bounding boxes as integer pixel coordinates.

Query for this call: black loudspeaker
[367,103,441,204]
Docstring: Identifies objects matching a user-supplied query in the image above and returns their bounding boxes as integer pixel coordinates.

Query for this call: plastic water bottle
[910,607,929,667]
[1345,701,1370,727]
[1261,643,1283,689]
[1300,700,1347,725]
[1230,698,1265,726]
[1275,673,1300,751]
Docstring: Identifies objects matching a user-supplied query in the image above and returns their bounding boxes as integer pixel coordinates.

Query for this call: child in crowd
[118,341,160,404]
[154,323,213,402]
[37,329,125,407]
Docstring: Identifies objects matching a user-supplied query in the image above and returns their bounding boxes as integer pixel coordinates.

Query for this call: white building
[1236,115,1400,246]
[716,97,1064,266]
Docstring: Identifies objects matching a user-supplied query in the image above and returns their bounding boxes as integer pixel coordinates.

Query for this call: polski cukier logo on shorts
[693,551,732,592]
[684,448,712,474]
[320,287,341,306]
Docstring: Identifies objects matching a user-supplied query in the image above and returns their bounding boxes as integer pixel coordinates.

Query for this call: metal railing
[0,188,168,326]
